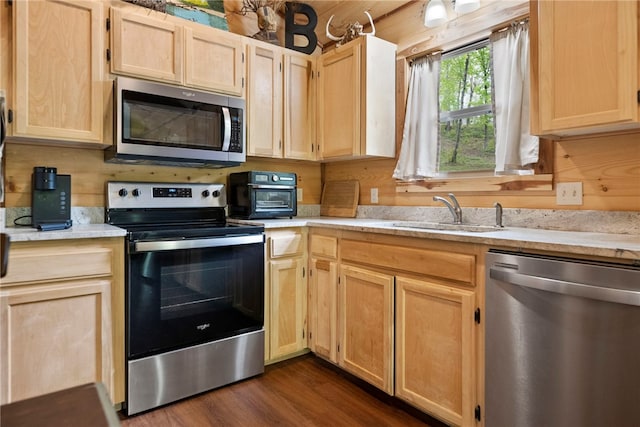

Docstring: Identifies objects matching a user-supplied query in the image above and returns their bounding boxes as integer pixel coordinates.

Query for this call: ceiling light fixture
[423,0,481,28]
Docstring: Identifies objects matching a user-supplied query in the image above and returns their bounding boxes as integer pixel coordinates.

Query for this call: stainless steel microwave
[105,77,245,168]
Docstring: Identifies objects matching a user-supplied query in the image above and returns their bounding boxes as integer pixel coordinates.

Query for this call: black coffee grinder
[31,166,72,231]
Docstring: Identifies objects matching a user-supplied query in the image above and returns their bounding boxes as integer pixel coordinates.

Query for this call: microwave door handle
[221,106,231,151]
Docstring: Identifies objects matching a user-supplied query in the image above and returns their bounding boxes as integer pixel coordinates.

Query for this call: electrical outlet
[371,188,379,204]
[297,188,303,202]
[556,182,583,205]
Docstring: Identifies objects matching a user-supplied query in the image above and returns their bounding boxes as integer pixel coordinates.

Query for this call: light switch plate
[556,182,583,205]
[297,188,303,202]
[371,188,379,204]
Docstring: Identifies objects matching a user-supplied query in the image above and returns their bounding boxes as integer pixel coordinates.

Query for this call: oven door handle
[132,234,263,253]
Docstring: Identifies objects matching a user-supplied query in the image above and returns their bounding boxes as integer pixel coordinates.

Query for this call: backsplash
[356,206,640,235]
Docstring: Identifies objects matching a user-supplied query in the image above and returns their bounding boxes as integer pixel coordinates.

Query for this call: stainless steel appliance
[486,250,640,427]
[228,171,297,219]
[105,77,245,168]
[106,181,265,415]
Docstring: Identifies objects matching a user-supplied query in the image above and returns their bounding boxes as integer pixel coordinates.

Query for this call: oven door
[127,233,264,359]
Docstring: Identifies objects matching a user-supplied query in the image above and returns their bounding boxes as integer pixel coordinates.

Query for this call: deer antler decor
[326,11,376,47]
[236,0,288,45]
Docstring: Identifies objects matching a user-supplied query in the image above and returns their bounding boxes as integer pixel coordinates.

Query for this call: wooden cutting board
[320,180,360,218]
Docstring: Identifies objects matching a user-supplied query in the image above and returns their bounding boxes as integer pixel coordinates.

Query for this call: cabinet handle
[302,267,305,278]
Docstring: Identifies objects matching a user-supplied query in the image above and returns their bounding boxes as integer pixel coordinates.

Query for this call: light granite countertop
[3,215,639,261]
[228,217,640,261]
[2,224,127,242]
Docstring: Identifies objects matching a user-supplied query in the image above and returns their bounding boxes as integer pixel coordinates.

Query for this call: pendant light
[424,0,481,28]
[424,0,447,28]
[454,0,481,14]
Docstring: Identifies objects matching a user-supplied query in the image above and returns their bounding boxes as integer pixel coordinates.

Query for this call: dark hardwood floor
[119,354,445,427]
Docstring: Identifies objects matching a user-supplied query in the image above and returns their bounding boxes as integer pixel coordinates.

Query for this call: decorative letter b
[285,2,318,55]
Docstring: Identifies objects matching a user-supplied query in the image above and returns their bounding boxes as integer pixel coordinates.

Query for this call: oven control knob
[132,188,141,197]
[201,190,210,198]
[272,175,279,182]
[212,190,221,198]
[118,188,128,197]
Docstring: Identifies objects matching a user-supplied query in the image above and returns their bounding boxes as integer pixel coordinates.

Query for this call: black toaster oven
[228,171,297,219]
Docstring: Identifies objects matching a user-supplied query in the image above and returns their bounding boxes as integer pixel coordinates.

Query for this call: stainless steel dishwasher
[485,250,640,427]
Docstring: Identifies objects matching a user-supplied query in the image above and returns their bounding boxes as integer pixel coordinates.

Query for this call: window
[438,40,494,174]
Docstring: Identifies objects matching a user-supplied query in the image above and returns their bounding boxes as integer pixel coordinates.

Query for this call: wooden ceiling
[222,1,530,56]
[223,0,414,50]
[297,1,413,47]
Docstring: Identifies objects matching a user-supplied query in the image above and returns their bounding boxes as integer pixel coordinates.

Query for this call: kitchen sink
[391,221,503,233]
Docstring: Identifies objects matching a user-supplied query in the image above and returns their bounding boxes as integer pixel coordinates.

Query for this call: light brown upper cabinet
[110,4,244,97]
[530,0,639,137]
[11,0,105,146]
[246,40,316,160]
[317,35,396,160]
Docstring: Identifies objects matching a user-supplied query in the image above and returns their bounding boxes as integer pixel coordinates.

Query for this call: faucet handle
[448,193,461,208]
[494,202,504,228]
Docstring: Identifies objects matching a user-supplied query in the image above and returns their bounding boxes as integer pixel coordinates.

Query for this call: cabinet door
[317,42,360,159]
[269,257,306,359]
[13,0,104,144]
[184,26,244,96]
[533,0,639,134]
[284,53,315,160]
[339,265,394,394]
[309,258,338,363]
[0,280,112,404]
[246,44,283,158]
[395,276,476,427]
[110,7,183,84]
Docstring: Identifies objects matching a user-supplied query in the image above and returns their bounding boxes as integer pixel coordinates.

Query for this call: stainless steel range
[106,181,265,416]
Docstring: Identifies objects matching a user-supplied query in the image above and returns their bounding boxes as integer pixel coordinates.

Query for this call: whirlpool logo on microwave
[196,323,211,331]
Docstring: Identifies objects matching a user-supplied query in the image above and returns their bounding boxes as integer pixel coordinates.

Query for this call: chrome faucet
[433,193,463,224]
[494,202,504,228]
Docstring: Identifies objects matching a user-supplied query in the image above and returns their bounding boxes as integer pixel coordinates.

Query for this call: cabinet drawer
[269,231,304,258]
[3,245,114,285]
[341,240,475,285]
[310,235,338,259]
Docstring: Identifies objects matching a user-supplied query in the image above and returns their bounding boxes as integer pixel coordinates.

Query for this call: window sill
[395,174,553,194]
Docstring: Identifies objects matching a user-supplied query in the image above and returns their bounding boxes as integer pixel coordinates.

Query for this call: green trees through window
[439,41,495,173]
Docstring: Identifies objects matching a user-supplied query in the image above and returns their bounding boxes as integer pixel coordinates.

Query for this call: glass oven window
[255,190,293,212]
[128,240,264,359]
[122,90,222,150]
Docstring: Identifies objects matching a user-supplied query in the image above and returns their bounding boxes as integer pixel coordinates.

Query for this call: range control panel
[107,181,226,209]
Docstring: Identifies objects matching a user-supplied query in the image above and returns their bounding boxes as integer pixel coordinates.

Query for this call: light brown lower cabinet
[395,276,477,427]
[308,257,338,362]
[0,238,124,405]
[265,229,308,363]
[308,230,483,427]
[338,264,394,394]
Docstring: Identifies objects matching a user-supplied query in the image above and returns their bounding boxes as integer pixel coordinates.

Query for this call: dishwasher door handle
[489,268,640,307]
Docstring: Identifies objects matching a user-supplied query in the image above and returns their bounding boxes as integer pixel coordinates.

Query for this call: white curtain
[491,22,539,173]
[393,53,441,181]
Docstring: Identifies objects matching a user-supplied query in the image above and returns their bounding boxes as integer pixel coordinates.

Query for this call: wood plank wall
[4,143,321,208]
[323,132,640,211]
